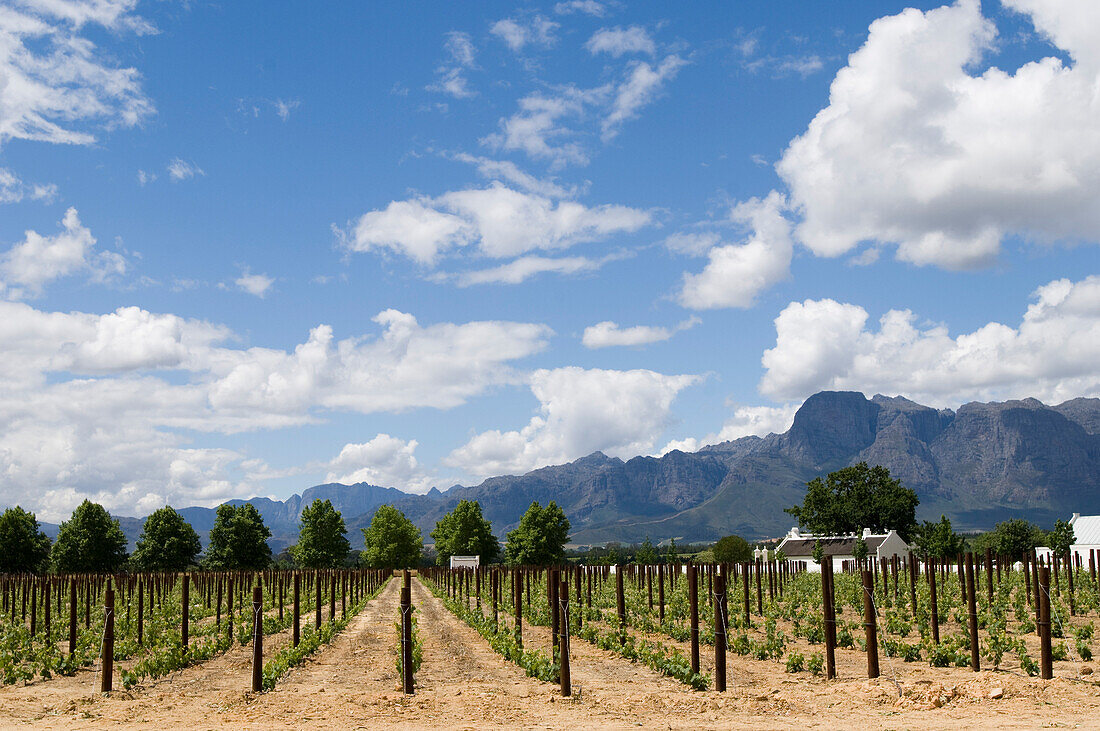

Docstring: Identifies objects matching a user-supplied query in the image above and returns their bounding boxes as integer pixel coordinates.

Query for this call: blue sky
[1,0,1097,521]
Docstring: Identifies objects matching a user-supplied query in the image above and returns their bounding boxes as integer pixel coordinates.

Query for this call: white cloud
[446,367,699,478]
[482,87,599,167]
[490,16,558,52]
[428,31,478,98]
[0,168,55,203]
[760,275,1100,406]
[449,153,574,198]
[167,158,204,181]
[235,268,274,298]
[660,403,800,454]
[0,0,153,148]
[342,183,651,266]
[777,0,1100,270]
[677,191,792,310]
[136,169,155,186]
[1,207,127,299]
[0,301,552,518]
[602,55,687,140]
[324,434,434,493]
[663,231,721,257]
[274,98,300,121]
[586,26,655,57]
[582,316,699,349]
[451,255,604,286]
[554,1,605,17]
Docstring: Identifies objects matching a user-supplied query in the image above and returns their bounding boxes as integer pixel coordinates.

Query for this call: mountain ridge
[35,391,1100,549]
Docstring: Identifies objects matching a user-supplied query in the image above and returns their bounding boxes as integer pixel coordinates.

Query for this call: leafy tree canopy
[291,499,350,568]
[971,518,1048,558]
[204,503,272,570]
[913,515,966,559]
[852,532,868,563]
[51,500,128,573]
[712,534,753,564]
[0,507,51,573]
[430,500,499,565]
[811,539,825,565]
[635,536,659,565]
[785,462,918,540]
[132,506,201,572]
[504,501,570,566]
[665,538,679,564]
[362,505,422,569]
[1048,519,1075,558]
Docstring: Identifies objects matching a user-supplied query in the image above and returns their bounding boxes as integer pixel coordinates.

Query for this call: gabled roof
[781,535,889,557]
[1071,514,1100,545]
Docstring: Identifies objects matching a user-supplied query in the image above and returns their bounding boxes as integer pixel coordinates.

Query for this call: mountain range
[39,391,1100,550]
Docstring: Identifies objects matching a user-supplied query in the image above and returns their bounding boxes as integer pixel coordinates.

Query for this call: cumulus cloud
[582,316,700,349]
[490,16,558,52]
[449,153,574,198]
[324,434,435,493]
[234,268,275,298]
[167,158,204,181]
[341,183,650,266]
[760,275,1100,406]
[554,1,605,17]
[0,207,127,299]
[677,191,792,310]
[660,403,800,454]
[485,51,686,165]
[446,367,700,478]
[428,31,478,98]
[777,0,1100,269]
[482,87,599,167]
[586,26,656,57]
[450,255,606,286]
[0,301,552,518]
[0,168,56,203]
[602,55,687,140]
[0,0,153,148]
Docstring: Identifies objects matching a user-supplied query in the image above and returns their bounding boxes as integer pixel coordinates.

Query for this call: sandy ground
[0,576,1098,729]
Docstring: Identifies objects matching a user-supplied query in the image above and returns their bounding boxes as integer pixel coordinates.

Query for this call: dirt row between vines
[2,576,1099,729]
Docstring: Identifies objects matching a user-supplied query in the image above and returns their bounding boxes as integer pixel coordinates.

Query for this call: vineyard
[1,554,1099,729]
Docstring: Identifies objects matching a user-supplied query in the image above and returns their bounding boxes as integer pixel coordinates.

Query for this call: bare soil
[1,576,1098,729]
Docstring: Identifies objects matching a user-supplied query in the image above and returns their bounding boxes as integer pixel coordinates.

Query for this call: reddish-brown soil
[1,576,1098,729]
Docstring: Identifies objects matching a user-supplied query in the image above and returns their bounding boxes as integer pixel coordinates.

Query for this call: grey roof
[782,535,889,558]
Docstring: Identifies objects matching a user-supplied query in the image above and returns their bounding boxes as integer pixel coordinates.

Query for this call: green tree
[666,538,679,564]
[0,507,51,573]
[635,536,659,564]
[1049,519,1075,558]
[504,501,570,566]
[204,503,272,570]
[430,500,499,566]
[852,532,868,564]
[712,534,753,564]
[811,539,825,565]
[913,515,966,559]
[785,462,919,540]
[291,499,350,568]
[132,506,201,571]
[978,518,1048,558]
[361,505,422,569]
[51,500,128,573]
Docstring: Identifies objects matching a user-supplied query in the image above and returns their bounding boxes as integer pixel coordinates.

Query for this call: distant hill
[38,391,1100,548]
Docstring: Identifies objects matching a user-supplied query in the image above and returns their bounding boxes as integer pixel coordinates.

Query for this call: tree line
[0,497,573,574]
[1,461,1077,574]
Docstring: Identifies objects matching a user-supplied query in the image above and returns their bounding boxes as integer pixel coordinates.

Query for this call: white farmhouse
[776,527,910,573]
[449,555,480,569]
[1035,513,1100,567]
